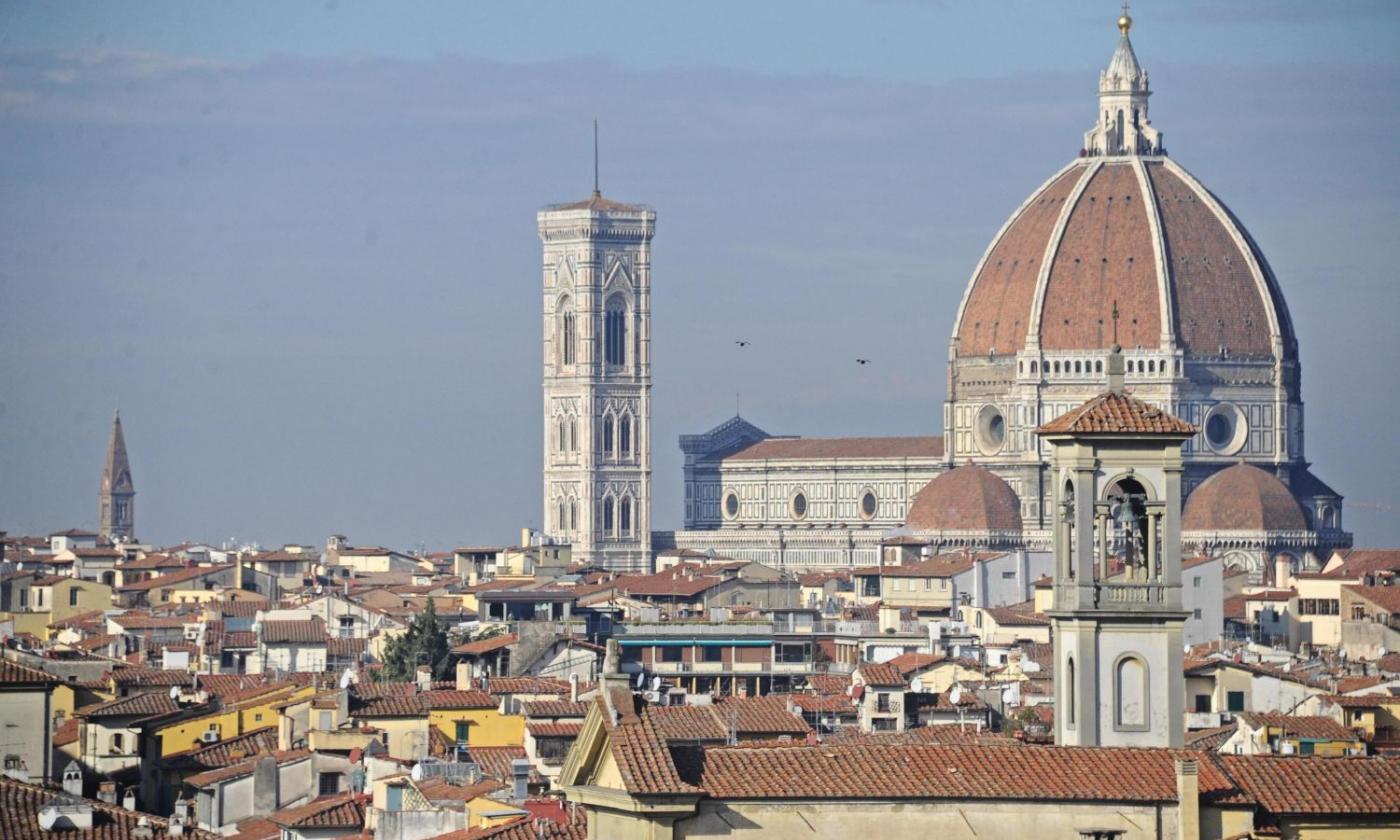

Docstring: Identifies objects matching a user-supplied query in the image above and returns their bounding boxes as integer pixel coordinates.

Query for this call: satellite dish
[650,675,661,692]
[339,668,353,689]
[911,677,923,694]
[635,671,646,689]
[410,763,423,781]
[949,685,962,706]
[169,686,180,699]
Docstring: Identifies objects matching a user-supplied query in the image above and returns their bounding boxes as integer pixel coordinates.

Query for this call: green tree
[380,598,453,682]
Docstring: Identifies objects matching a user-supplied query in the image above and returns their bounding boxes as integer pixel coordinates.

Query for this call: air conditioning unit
[200,730,220,744]
[642,690,662,703]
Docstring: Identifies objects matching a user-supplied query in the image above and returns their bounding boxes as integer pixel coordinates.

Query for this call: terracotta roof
[1330,549,1400,578]
[986,606,1050,627]
[953,160,1288,360]
[855,662,907,688]
[1183,463,1308,532]
[1037,391,1195,436]
[788,694,855,714]
[905,465,1022,532]
[650,697,808,742]
[605,705,699,795]
[521,700,590,719]
[822,725,1013,746]
[109,614,190,630]
[110,667,195,686]
[609,571,726,598]
[1236,713,1357,742]
[443,812,587,840]
[669,742,1234,803]
[452,634,517,655]
[805,674,850,695]
[116,564,233,591]
[185,749,311,787]
[326,636,366,657]
[884,652,947,676]
[1346,585,1400,615]
[527,721,583,738]
[0,659,60,685]
[0,777,218,839]
[459,746,540,784]
[851,555,979,578]
[268,795,364,829]
[80,692,181,720]
[485,677,571,696]
[260,618,326,645]
[166,727,280,769]
[1377,652,1400,675]
[1185,725,1236,751]
[356,689,496,717]
[1218,755,1400,815]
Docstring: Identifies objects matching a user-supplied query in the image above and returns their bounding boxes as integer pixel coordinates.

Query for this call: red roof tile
[906,465,1022,532]
[452,634,517,655]
[269,795,364,829]
[1219,755,1400,815]
[855,662,907,688]
[0,777,218,839]
[1236,713,1358,742]
[1036,391,1195,436]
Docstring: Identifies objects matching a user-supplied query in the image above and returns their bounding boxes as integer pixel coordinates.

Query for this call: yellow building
[352,688,524,760]
[1,577,112,640]
[153,684,313,756]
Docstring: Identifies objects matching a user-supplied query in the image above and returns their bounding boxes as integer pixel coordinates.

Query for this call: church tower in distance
[538,186,654,572]
[99,410,135,543]
[1039,346,1195,748]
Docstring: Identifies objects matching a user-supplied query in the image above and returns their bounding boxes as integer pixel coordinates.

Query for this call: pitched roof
[79,692,182,720]
[521,700,590,719]
[1218,755,1400,815]
[527,721,583,738]
[1036,391,1195,436]
[1236,713,1358,742]
[166,727,281,769]
[260,618,326,645]
[185,750,311,787]
[855,662,907,688]
[605,705,699,795]
[356,689,496,717]
[649,697,808,742]
[669,742,1233,803]
[1346,585,1400,615]
[485,677,571,696]
[452,634,518,655]
[725,436,945,461]
[268,795,364,829]
[116,563,234,591]
[0,777,217,839]
[0,659,60,685]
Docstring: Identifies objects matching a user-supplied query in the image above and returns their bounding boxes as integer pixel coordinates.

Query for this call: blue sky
[2,1,1398,551]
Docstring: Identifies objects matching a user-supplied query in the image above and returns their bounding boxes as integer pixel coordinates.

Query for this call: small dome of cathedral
[906,464,1022,532]
[1182,462,1308,533]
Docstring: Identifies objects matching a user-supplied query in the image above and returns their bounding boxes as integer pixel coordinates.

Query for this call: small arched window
[1095,360,1103,373]
[1147,360,1155,373]
[602,497,615,535]
[558,501,566,531]
[1053,361,1061,374]
[557,418,566,452]
[604,296,628,366]
[569,500,578,531]
[1074,360,1082,374]
[620,497,632,535]
[568,418,577,452]
[620,415,631,458]
[603,416,614,456]
[1030,361,1038,374]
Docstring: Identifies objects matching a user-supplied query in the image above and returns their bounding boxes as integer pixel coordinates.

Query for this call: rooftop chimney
[456,661,474,692]
[1175,758,1200,840]
[510,758,531,801]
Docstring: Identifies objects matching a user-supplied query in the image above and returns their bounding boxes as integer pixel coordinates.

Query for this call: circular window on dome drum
[790,491,808,520]
[860,491,878,521]
[1203,403,1248,456]
[723,491,740,520]
[975,404,1007,455]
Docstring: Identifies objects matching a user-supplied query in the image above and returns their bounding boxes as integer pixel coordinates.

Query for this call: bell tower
[537,174,654,573]
[99,410,135,543]
[1039,346,1194,747]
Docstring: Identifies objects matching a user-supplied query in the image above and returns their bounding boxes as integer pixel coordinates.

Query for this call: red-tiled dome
[951,158,1295,361]
[1182,462,1308,532]
[906,465,1022,532]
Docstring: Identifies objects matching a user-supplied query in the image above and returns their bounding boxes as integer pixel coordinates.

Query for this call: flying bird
[856,358,871,365]
[735,340,750,347]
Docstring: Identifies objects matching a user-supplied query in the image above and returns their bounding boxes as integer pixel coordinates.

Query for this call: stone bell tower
[1039,346,1195,747]
[99,410,135,543]
[538,171,654,573]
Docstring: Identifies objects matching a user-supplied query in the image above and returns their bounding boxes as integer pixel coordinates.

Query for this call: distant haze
[2,1,1398,550]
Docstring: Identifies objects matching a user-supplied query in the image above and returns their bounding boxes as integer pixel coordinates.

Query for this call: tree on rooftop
[379,597,452,682]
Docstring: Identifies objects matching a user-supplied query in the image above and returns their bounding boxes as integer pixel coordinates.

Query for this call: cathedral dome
[906,464,1022,532]
[949,14,1295,364]
[1182,462,1308,533]
[950,157,1295,361]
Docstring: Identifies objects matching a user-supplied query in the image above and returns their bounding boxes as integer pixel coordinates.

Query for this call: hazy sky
[2,1,1398,551]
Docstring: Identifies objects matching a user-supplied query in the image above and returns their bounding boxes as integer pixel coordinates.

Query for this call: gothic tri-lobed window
[619,415,631,458]
[620,498,632,535]
[561,305,576,366]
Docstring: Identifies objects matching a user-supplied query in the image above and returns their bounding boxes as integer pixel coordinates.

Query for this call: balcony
[1099,582,1170,607]
[771,662,811,675]
[732,662,764,674]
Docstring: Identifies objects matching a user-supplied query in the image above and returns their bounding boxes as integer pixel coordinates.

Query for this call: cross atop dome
[1083,3,1163,157]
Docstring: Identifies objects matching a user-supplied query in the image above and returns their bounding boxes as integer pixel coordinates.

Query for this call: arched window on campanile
[604,296,628,366]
